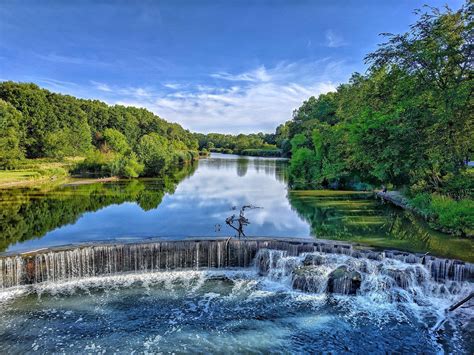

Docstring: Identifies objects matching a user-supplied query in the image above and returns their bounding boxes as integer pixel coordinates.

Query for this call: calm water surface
[1,153,472,261]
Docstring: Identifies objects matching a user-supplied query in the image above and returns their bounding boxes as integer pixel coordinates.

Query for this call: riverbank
[0,154,202,189]
[376,190,474,238]
[0,158,82,189]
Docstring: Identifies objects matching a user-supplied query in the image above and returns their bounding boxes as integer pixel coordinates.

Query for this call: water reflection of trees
[0,164,197,252]
[201,156,288,183]
[236,157,249,177]
[287,191,472,261]
[288,192,381,239]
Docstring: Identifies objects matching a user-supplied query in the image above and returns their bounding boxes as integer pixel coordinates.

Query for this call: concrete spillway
[1,237,473,289]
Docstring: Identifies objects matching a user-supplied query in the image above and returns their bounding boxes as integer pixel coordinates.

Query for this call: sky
[0,0,464,133]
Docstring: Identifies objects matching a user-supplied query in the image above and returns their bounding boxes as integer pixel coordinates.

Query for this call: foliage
[103,128,131,154]
[430,195,474,236]
[72,150,115,177]
[281,3,473,195]
[409,192,474,236]
[0,82,199,176]
[137,133,172,176]
[438,171,474,200]
[240,149,282,157]
[0,99,24,168]
[194,132,280,156]
[109,153,144,178]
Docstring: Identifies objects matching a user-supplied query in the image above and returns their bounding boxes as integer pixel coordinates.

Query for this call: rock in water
[327,265,362,295]
[302,254,325,266]
[292,266,325,293]
[255,249,288,276]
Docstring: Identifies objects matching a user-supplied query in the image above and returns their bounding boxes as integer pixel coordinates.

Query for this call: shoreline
[376,190,473,239]
[62,176,120,187]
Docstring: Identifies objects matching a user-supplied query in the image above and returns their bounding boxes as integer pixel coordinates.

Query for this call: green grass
[0,170,41,181]
[0,157,82,187]
[408,192,474,237]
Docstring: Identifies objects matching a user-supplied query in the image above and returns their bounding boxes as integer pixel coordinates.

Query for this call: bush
[430,195,474,236]
[408,193,433,217]
[408,192,474,236]
[440,171,474,200]
[137,133,171,176]
[72,150,114,177]
[109,153,144,178]
[172,151,192,164]
[199,149,209,157]
[103,128,131,154]
[189,150,200,160]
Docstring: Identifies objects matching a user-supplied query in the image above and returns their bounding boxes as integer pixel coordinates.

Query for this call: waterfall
[1,238,473,290]
[257,248,473,302]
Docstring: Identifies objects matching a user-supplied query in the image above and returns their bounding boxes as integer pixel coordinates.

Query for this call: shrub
[72,150,113,177]
[409,192,474,236]
[430,195,474,236]
[109,153,144,178]
[408,193,433,217]
[440,172,474,200]
[172,151,192,164]
[137,133,171,176]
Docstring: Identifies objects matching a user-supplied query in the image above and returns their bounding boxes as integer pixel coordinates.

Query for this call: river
[1,153,472,261]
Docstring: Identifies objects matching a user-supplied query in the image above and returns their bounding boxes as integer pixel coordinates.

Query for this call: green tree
[110,153,144,178]
[137,133,172,176]
[365,2,473,189]
[103,128,131,154]
[0,99,24,168]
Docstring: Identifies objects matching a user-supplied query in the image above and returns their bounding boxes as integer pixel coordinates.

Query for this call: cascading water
[0,238,473,353]
[1,238,472,289]
[255,248,472,302]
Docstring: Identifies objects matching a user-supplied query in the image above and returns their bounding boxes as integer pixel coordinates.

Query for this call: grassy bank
[0,157,82,188]
[407,193,474,237]
[378,190,474,238]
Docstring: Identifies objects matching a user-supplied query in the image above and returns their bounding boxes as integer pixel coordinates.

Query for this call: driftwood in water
[432,292,474,332]
[447,292,473,312]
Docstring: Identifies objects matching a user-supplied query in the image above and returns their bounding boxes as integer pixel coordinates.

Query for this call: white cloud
[36,52,109,66]
[163,83,183,89]
[91,81,112,92]
[89,59,352,133]
[211,66,272,82]
[91,81,155,99]
[325,30,347,48]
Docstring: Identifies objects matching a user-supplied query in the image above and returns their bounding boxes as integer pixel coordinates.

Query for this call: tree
[110,153,144,178]
[103,128,131,154]
[0,82,52,157]
[0,81,199,175]
[365,2,474,188]
[137,133,172,176]
[0,99,24,168]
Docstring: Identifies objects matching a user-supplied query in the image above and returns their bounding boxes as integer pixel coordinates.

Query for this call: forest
[0,82,199,178]
[193,132,281,157]
[272,4,473,235]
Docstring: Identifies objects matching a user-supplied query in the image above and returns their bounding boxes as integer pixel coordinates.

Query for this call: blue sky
[0,0,463,133]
